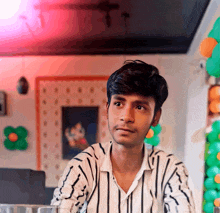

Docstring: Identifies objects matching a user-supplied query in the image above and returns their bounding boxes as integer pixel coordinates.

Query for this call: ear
[151,108,161,127]
[106,102,109,119]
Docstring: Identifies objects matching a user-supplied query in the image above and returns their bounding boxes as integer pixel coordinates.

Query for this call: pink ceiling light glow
[0,0,23,19]
[0,0,25,26]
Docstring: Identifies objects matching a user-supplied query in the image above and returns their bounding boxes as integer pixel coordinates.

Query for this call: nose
[120,106,134,123]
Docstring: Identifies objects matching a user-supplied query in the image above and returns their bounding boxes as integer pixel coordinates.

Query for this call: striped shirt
[51,141,195,213]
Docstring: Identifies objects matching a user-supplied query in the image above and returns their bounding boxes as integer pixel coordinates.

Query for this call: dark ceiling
[0,0,211,56]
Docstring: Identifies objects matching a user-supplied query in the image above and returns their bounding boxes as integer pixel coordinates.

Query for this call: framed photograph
[62,106,99,160]
[36,76,112,187]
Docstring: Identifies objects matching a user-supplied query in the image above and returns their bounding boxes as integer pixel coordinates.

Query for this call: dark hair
[107,60,168,113]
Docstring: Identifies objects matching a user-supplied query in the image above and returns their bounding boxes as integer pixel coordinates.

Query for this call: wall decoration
[144,124,162,146]
[203,121,220,212]
[17,76,29,95]
[0,91,7,116]
[199,17,220,212]
[62,106,98,160]
[3,126,28,150]
[36,76,111,187]
[209,85,220,114]
[203,85,220,212]
[199,17,220,77]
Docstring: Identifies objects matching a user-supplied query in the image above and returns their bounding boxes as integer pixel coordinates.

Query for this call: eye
[136,105,145,110]
[114,101,121,107]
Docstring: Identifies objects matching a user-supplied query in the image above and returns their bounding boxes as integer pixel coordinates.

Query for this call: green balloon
[212,120,220,132]
[144,138,148,143]
[4,139,16,150]
[212,43,220,60]
[215,183,220,190]
[151,135,160,146]
[206,57,220,77]
[206,154,220,167]
[209,142,220,155]
[16,139,28,150]
[207,131,220,143]
[152,124,162,135]
[207,166,220,177]
[16,126,28,138]
[144,137,148,144]
[204,190,218,201]
[203,202,214,213]
[208,30,215,38]
[145,136,160,146]
[212,26,220,43]
[213,17,220,30]
[145,137,154,145]
[204,177,216,190]
[3,126,15,137]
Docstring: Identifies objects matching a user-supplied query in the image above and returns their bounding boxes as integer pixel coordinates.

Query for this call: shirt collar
[100,142,153,173]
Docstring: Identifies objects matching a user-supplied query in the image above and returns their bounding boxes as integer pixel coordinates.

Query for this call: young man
[51,60,195,213]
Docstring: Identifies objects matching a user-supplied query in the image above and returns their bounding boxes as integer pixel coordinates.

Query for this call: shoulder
[147,146,190,188]
[147,146,182,163]
[67,141,110,165]
[59,142,111,187]
[147,146,186,174]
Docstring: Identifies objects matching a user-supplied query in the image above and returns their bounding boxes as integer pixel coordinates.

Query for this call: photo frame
[0,91,7,116]
[62,106,99,160]
[36,76,111,187]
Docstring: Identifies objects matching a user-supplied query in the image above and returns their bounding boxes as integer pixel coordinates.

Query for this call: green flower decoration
[144,124,162,146]
[3,126,28,150]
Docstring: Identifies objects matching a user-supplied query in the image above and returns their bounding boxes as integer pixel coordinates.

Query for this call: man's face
[107,94,161,147]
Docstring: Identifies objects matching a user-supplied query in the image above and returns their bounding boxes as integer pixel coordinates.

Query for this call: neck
[110,142,144,174]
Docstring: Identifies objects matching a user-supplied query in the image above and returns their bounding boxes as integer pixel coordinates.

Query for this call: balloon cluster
[204,120,220,212]
[200,17,220,77]
[3,126,28,150]
[144,124,162,146]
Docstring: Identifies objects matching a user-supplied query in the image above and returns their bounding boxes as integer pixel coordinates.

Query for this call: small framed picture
[62,106,99,159]
[0,91,6,116]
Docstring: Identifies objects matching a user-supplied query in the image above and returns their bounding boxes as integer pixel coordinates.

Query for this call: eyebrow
[113,95,126,102]
[113,95,151,106]
[134,100,150,106]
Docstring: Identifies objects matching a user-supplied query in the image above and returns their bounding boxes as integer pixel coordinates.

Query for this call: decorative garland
[200,17,220,77]
[199,16,220,213]
[3,126,28,150]
[203,121,220,212]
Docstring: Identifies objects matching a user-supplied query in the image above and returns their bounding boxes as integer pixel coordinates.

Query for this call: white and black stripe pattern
[51,142,195,213]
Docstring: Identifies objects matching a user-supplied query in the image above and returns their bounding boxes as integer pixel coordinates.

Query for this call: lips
[116,127,135,133]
